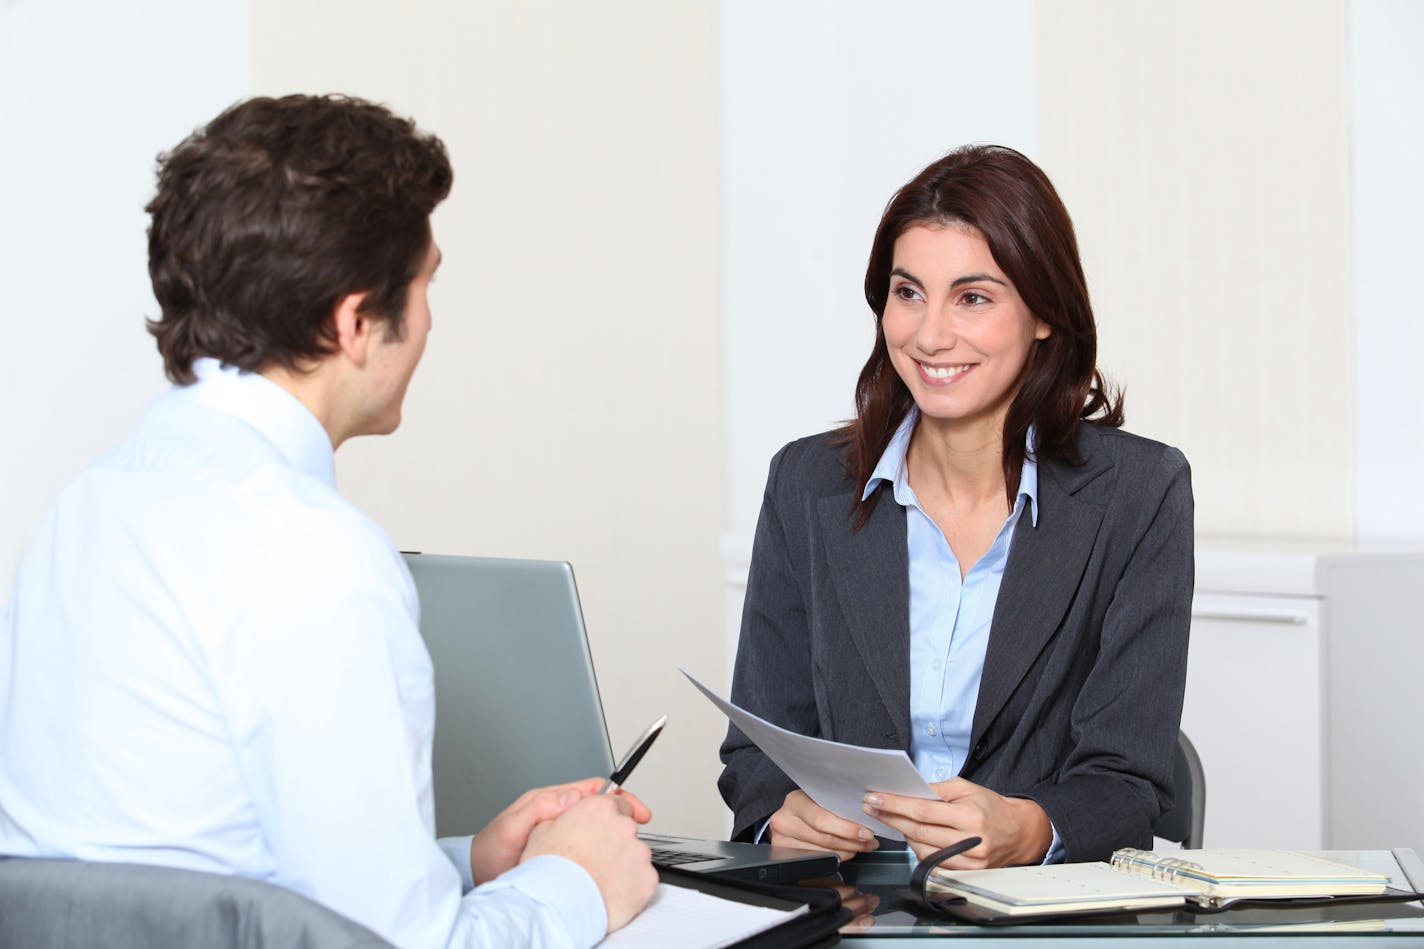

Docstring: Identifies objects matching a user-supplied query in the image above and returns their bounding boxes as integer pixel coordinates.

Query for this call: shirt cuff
[1042,823,1066,864]
[476,854,607,947]
[752,816,771,844]
[437,835,476,893]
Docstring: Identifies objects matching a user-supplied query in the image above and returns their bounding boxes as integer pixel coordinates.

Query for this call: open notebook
[928,849,1399,920]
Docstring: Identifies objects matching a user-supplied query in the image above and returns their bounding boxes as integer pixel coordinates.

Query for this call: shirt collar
[179,357,337,489]
[861,408,1040,527]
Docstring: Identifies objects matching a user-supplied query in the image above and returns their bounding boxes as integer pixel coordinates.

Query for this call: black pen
[600,714,667,793]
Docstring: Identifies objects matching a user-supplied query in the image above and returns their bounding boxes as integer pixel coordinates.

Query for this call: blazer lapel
[972,436,1111,744]
[818,489,913,749]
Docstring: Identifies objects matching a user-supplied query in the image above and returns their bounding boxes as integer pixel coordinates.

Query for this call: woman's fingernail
[862,804,880,819]
[864,794,883,806]
[558,790,578,807]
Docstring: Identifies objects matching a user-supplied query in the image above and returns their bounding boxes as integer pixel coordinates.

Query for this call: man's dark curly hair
[145,94,453,384]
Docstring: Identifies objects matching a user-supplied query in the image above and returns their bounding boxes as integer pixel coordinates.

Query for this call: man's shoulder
[115,395,351,513]
[81,394,406,594]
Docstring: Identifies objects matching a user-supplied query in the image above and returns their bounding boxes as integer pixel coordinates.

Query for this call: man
[0,94,656,947]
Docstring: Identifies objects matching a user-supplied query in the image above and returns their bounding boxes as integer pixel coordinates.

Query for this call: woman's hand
[863,778,1052,868]
[768,789,880,861]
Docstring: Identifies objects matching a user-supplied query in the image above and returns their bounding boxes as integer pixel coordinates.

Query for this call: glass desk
[808,848,1424,945]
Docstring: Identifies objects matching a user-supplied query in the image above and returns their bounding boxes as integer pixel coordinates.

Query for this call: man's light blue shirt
[864,409,1063,863]
[0,359,607,947]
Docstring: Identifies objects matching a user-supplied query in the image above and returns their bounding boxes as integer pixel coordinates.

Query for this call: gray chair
[0,857,393,949]
[1152,730,1206,849]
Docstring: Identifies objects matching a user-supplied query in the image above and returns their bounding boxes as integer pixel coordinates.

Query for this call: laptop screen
[402,552,617,836]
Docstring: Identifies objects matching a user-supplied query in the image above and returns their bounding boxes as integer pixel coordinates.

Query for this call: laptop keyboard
[649,847,709,868]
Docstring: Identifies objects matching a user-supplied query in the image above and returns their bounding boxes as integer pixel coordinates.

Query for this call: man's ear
[331,292,374,366]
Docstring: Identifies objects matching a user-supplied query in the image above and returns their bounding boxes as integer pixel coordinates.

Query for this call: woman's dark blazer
[718,421,1194,863]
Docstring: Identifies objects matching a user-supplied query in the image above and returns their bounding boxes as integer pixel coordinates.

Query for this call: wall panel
[1037,0,1352,538]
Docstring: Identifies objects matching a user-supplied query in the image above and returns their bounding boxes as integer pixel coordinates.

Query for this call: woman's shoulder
[765,428,857,495]
[1077,422,1189,474]
[1067,424,1192,517]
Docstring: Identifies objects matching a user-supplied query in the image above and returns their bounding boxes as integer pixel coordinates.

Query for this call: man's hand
[768,789,879,862]
[522,792,658,933]
[468,777,652,884]
[863,777,1052,868]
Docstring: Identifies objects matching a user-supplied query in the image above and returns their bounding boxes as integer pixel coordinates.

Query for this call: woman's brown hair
[844,144,1123,527]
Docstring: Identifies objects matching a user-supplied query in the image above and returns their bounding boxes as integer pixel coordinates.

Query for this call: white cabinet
[1181,589,1324,848]
[1187,545,1424,856]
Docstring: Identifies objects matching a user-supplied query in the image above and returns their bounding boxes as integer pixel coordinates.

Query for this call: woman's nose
[914,306,958,353]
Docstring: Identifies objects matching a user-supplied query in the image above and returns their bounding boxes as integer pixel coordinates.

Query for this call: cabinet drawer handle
[1191,607,1309,625]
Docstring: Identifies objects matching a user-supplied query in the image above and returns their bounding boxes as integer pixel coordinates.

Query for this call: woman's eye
[892,284,921,302]
[961,291,990,306]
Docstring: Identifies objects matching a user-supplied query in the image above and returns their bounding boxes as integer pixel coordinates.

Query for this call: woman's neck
[905,413,1010,511]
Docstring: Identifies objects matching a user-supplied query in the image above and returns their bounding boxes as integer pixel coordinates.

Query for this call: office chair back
[0,857,393,949]
[1151,730,1206,849]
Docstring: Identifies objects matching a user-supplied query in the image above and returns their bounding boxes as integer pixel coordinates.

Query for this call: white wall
[720,0,1420,547]
[720,0,1039,541]
[1,0,726,837]
[1350,0,1424,539]
[1037,0,1353,540]
[0,0,248,603]
[6,0,1422,843]
[246,0,727,837]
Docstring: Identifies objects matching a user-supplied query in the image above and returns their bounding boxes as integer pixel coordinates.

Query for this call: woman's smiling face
[881,222,1051,432]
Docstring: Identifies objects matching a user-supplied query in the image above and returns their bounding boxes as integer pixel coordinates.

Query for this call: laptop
[402,551,838,883]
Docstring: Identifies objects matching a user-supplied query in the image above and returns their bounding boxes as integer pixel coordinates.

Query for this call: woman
[718,145,1192,869]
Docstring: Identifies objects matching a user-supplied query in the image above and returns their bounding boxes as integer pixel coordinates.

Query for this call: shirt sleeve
[1042,824,1066,864]
[216,512,606,948]
[451,856,607,949]
[438,836,476,893]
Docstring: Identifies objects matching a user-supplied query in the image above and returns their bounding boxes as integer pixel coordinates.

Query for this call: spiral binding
[1110,848,1206,883]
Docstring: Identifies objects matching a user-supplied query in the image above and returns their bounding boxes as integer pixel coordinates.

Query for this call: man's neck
[259,363,347,449]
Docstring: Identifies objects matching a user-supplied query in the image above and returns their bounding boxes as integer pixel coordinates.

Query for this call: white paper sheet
[683,670,937,840]
[597,882,805,948]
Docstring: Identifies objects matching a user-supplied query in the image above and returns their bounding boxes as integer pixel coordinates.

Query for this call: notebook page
[598,883,807,948]
[930,862,1197,907]
[1114,850,1391,884]
[1111,849,1391,899]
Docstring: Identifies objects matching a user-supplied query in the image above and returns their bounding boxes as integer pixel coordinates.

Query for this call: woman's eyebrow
[951,272,1007,288]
